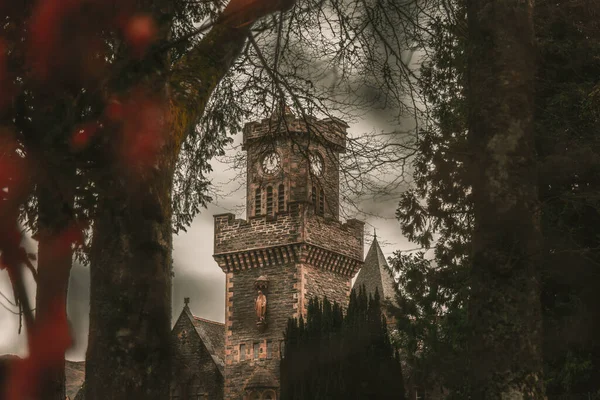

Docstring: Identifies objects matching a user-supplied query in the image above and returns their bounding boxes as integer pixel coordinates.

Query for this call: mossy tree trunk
[466,0,545,398]
[84,23,250,400]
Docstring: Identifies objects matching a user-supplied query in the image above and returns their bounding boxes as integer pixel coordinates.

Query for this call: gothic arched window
[266,186,274,215]
[263,389,277,400]
[318,188,324,216]
[255,188,261,216]
[277,184,285,213]
[311,186,317,206]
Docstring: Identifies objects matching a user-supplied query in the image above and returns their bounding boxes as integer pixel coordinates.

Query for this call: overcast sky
[0,116,415,361]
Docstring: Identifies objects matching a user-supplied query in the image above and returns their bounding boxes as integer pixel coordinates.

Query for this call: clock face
[309,152,323,176]
[262,152,281,175]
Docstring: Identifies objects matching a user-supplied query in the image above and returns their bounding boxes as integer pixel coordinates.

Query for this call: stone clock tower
[213,108,364,400]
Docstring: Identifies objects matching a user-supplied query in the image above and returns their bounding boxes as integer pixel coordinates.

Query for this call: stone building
[170,298,226,399]
[211,109,365,399]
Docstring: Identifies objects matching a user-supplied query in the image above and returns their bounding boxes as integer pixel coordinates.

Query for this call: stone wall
[214,212,301,255]
[214,209,364,263]
[304,214,364,261]
[224,264,298,400]
[242,115,347,151]
[171,311,224,399]
[302,263,352,311]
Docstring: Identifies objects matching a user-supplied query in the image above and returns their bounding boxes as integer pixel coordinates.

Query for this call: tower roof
[354,236,398,306]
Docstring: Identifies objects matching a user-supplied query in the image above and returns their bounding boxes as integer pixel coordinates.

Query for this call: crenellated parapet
[242,113,349,152]
[213,202,364,277]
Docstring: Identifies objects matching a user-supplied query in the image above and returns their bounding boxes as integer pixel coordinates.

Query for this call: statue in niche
[255,290,267,322]
[254,276,269,332]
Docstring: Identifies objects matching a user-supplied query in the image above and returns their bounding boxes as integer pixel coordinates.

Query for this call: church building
[172,109,368,400]
[169,109,414,400]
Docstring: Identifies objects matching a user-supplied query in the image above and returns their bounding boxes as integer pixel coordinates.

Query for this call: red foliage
[27,0,80,80]
[0,131,28,209]
[105,98,126,122]
[0,38,15,111]
[105,89,168,171]
[70,122,100,152]
[3,297,72,400]
[45,223,85,261]
[123,14,157,58]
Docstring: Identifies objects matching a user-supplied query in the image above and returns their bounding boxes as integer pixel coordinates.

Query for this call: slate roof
[182,306,226,375]
[353,236,398,306]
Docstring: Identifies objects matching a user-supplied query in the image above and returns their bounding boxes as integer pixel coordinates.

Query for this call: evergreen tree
[281,287,406,400]
[392,0,600,397]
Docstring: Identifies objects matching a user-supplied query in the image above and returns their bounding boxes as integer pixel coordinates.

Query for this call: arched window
[249,391,261,400]
[262,389,277,400]
[311,186,317,206]
[255,188,261,216]
[277,184,285,213]
[318,188,324,216]
[240,343,246,361]
[266,186,274,215]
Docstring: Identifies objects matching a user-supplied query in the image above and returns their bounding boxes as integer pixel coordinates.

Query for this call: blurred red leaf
[123,14,157,58]
[105,98,125,122]
[107,89,167,171]
[4,297,72,400]
[28,0,80,80]
[42,223,85,262]
[70,122,100,152]
[0,131,28,207]
[0,38,14,111]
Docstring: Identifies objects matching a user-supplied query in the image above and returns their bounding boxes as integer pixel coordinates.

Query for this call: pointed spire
[184,297,190,307]
[354,234,398,307]
[373,228,377,240]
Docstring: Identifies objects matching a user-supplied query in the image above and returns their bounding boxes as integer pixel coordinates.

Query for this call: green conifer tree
[281,287,406,399]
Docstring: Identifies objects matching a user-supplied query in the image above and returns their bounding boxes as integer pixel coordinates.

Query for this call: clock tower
[213,108,364,400]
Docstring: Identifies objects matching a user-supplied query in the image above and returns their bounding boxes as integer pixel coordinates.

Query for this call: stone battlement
[214,203,364,262]
[242,114,349,151]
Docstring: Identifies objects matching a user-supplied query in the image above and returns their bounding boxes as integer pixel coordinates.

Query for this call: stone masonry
[213,110,364,400]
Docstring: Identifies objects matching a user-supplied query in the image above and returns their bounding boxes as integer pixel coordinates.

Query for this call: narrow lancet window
[278,184,285,213]
[255,188,261,216]
[311,186,317,207]
[266,186,274,215]
[319,188,325,216]
[240,344,246,361]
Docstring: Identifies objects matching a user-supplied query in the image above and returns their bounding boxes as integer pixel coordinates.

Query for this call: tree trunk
[84,22,251,400]
[85,159,175,400]
[35,168,75,400]
[466,0,545,398]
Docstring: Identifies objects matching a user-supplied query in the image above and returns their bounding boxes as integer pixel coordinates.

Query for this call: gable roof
[353,236,398,306]
[180,306,226,375]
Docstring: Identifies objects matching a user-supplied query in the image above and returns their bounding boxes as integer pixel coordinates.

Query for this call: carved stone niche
[254,276,269,332]
[255,276,269,292]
